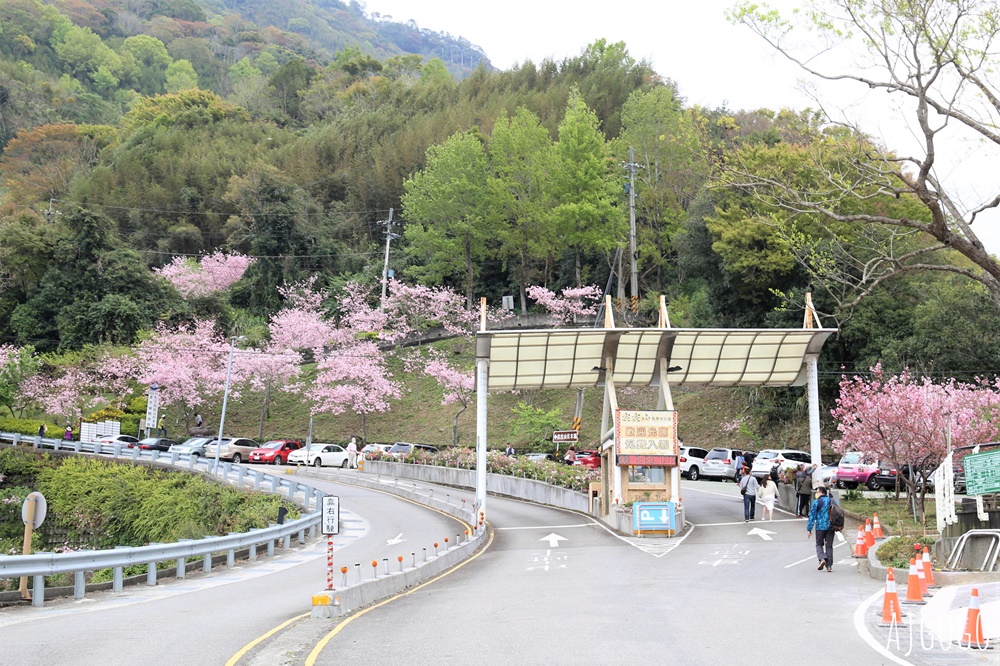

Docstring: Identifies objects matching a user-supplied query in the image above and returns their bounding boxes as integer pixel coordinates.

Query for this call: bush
[0,417,62,438]
[876,535,936,569]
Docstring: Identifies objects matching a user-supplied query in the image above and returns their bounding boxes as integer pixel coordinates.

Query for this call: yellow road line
[305,527,495,666]
[225,612,310,666]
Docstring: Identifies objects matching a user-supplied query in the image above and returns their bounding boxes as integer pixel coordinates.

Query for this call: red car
[575,450,601,469]
[248,439,302,465]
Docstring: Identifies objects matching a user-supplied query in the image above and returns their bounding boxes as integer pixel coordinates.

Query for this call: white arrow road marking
[836,531,846,542]
[747,527,776,541]
[386,533,405,545]
[540,533,567,547]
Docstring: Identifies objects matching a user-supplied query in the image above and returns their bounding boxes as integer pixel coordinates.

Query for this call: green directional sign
[963,450,1000,496]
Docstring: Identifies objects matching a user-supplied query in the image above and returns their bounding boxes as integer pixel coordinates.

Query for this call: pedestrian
[504,442,515,457]
[64,425,73,441]
[807,486,835,572]
[758,473,778,521]
[770,462,780,483]
[157,415,166,437]
[37,423,46,439]
[734,452,745,484]
[564,445,577,465]
[346,437,358,469]
[195,412,203,428]
[796,465,814,517]
[739,469,759,522]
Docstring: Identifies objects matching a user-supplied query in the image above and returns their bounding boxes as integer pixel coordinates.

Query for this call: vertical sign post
[322,496,340,590]
[144,383,159,439]
[19,492,46,600]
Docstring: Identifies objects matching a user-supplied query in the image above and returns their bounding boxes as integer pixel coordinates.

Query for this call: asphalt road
[0,472,992,665]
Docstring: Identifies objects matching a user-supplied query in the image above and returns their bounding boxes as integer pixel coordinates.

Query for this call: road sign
[21,492,46,529]
[632,501,676,535]
[553,430,579,443]
[144,384,159,437]
[322,495,340,535]
[963,450,1000,496]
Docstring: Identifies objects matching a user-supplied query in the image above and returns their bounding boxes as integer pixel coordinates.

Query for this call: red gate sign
[552,430,579,443]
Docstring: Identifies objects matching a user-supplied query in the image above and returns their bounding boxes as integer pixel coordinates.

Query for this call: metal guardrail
[0,431,325,607]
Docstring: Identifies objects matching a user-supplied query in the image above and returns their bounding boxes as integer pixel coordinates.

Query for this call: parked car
[361,443,392,457]
[135,437,176,452]
[387,442,439,457]
[203,437,259,464]
[288,443,340,466]
[574,449,601,469]
[248,439,302,465]
[836,452,881,490]
[170,437,212,458]
[679,446,709,481]
[815,465,838,488]
[95,434,140,448]
[750,449,812,478]
[524,452,556,462]
[701,447,742,481]
[872,462,936,492]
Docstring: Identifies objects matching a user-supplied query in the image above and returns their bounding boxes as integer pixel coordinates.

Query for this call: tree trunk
[257,385,271,440]
[361,412,368,444]
[451,402,468,447]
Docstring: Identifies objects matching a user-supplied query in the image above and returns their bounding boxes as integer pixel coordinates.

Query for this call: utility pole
[379,208,396,312]
[623,148,641,312]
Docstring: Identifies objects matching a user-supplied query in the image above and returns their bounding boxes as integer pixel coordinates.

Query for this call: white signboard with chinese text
[615,409,678,466]
[322,496,340,536]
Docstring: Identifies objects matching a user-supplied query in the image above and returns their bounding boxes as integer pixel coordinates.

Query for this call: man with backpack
[806,486,841,572]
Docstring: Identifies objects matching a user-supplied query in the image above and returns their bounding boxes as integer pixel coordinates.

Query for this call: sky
[364,0,1000,255]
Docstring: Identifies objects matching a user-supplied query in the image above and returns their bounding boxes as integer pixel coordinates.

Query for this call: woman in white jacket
[758,475,779,521]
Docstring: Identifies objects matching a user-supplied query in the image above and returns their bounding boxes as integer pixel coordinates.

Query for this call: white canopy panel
[477,328,836,391]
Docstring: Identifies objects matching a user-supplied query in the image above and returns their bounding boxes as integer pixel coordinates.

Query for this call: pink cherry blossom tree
[526,285,602,323]
[0,344,41,417]
[423,349,475,446]
[306,340,401,443]
[831,363,1000,519]
[154,252,254,299]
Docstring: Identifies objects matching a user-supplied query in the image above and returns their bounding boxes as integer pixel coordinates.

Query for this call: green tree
[402,131,500,307]
[551,89,623,285]
[165,59,198,92]
[120,34,172,94]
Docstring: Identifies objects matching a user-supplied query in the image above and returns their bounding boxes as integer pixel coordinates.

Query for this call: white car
[750,449,812,478]
[288,443,349,468]
[361,443,392,458]
[94,434,140,449]
[679,446,709,481]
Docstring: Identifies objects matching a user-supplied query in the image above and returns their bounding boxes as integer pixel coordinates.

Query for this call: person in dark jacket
[796,465,814,517]
[807,486,834,572]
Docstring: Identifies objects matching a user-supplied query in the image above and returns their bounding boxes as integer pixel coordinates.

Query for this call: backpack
[828,499,845,532]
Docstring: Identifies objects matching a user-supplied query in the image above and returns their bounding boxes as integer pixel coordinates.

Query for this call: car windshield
[305,444,327,453]
[757,451,778,460]
[138,438,158,445]
[261,441,283,449]
[705,450,729,460]
[180,438,209,446]
[840,453,861,465]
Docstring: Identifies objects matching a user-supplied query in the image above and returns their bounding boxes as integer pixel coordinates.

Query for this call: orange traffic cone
[878,568,906,627]
[902,558,926,605]
[864,520,876,549]
[852,525,868,558]
[958,588,989,649]
[915,555,930,597]
[872,512,884,538]
[921,547,938,588]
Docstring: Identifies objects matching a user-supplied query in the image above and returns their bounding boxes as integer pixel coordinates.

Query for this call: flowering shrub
[370,446,599,493]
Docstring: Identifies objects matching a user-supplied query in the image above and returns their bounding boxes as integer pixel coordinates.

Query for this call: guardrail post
[267,525,276,557]
[248,529,259,561]
[147,558,158,586]
[272,475,280,493]
[227,536,236,567]
[114,443,123,458]
[253,472,261,490]
[297,528,305,544]
[237,466,247,487]
[203,540,213,573]
[309,524,316,540]
[31,575,44,607]
[74,441,81,453]
[283,533,291,549]
[74,571,85,600]
[113,567,124,592]
[177,539,191,578]
[53,439,61,451]
[170,451,178,465]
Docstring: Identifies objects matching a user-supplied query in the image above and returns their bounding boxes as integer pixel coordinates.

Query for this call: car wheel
[272,457,281,465]
[688,467,700,481]
[231,453,241,464]
[313,458,323,467]
[866,475,880,491]
[191,452,199,459]
[340,459,349,468]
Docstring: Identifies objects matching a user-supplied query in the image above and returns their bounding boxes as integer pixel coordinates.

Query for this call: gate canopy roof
[476,328,836,391]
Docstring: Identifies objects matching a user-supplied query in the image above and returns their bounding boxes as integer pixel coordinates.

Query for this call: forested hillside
[1,0,999,444]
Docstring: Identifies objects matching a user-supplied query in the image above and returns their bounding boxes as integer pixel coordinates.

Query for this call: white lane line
[784,541,850,568]
[495,523,594,531]
[854,586,915,665]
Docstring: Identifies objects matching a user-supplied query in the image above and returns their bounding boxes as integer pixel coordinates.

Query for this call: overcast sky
[364,0,1000,254]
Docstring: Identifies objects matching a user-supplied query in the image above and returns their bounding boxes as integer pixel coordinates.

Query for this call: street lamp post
[213,335,246,475]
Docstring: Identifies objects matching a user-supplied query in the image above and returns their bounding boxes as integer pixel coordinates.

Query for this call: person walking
[157,415,166,437]
[347,437,358,469]
[504,442,515,457]
[807,486,835,572]
[64,425,73,441]
[796,465,814,517]
[758,474,778,521]
[739,470,759,522]
[564,446,577,465]
[194,412,203,428]
[734,452,745,484]
[37,424,46,439]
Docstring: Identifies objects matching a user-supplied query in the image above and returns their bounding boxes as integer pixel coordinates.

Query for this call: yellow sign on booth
[615,409,678,466]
